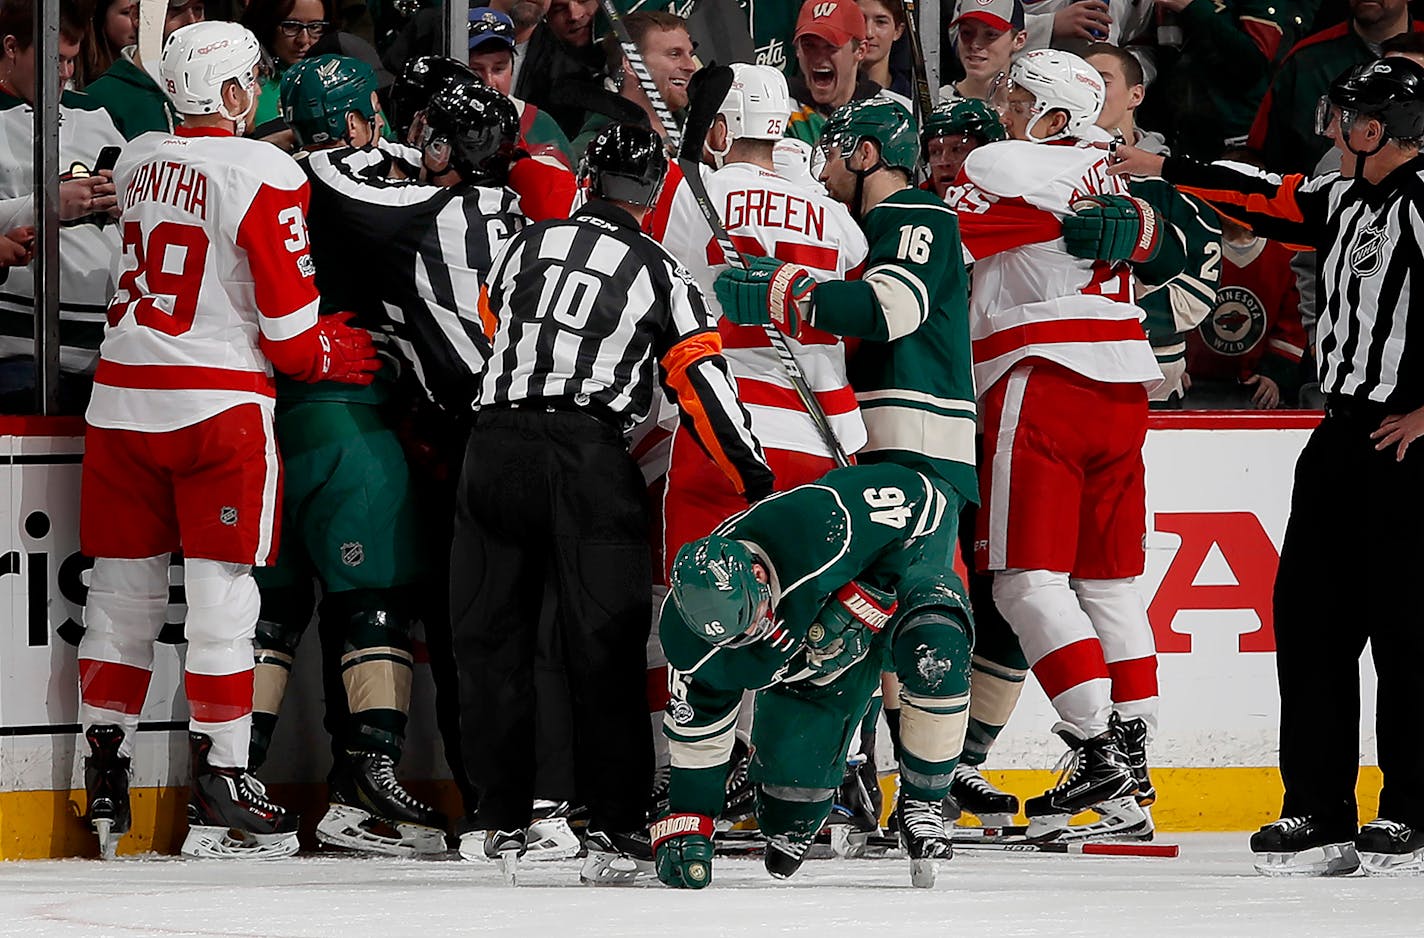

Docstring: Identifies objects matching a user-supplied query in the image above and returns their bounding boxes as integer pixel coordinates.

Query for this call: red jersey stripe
[973,318,1148,363]
[95,359,276,396]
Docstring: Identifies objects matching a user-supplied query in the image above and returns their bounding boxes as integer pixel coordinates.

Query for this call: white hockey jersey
[87,127,321,432]
[0,91,124,373]
[946,133,1162,394]
[647,160,869,457]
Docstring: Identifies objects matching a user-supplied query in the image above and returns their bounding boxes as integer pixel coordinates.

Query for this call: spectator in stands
[571,10,693,154]
[940,0,1025,105]
[1247,0,1421,172]
[498,0,547,89]
[1185,153,1306,409]
[84,0,203,138]
[0,0,123,415]
[857,0,911,107]
[243,0,335,135]
[787,0,887,144]
[517,0,607,140]
[1084,42,1165,152]
[80,0,136,88]
[467,7,574,165]
[1137,0,1290,161]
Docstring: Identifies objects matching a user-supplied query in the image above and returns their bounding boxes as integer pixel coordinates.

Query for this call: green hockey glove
[804,580,898,675]
[1062,194,1163,264]
[651,813,716,889]
[713,255,815,338]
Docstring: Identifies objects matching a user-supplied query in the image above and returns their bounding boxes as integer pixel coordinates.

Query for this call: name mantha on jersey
[649,161,869,457]
[89,129,320,432]
[947,135,1162,393]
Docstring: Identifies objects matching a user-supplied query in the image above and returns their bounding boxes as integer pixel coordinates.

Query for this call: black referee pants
[1274,408,1424,834]
[450,407,654,834]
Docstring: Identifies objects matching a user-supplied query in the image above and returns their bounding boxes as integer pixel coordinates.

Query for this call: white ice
[2,834,1419,938]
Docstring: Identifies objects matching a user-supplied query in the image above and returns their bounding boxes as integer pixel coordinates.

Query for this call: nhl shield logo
[340,541,365,567]
[219,506,238,526]
[1200,286,1266,356]
[1349,223,1391,277]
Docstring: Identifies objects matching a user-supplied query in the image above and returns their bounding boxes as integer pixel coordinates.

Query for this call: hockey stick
[898,0,936,127]
[597,0,682,152]
[954,840,1180,858]
[137,0,164,81]
[677,66,851,468]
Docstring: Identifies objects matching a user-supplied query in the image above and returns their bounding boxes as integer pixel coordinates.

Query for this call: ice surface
[2,834,1419,938]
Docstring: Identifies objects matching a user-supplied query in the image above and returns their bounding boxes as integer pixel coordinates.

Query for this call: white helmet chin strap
[218,78,254,136]
[708,116,734,170]
[1027,103,1069,143]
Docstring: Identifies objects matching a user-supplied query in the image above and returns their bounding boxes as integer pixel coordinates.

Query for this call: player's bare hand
[0,230,32,267]
[60,175,118,221]
[1244,374,1280,409]
[1053,1,1112,40]
[1372,406,1424,461]
[1107,142,1166,178]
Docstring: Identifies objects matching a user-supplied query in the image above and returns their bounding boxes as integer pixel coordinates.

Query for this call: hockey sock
[1071,577,1159,734]
[892,610,972,802]
[756,785,835,841]
[962,588,1027,767]
[78,556,171,758]
[883,705,902,758]
[184,559,260,769]
[324,588,414,761]
[251,584,315,771]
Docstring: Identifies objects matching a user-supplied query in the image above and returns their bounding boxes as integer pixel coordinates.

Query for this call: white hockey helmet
[1009,49,1105,142]
[160,21,264,118]
[719,64,791,142]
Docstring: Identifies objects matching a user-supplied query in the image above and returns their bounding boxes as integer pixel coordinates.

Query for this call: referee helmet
[422,78,520,186]
[391,55,475,144]
[1318,57,1424,144]
[578,123,668,207]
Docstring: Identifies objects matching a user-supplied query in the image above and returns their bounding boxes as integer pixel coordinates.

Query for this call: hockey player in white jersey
[77,21,379,860]
[945,49,1164,839]
[647,63,869,574]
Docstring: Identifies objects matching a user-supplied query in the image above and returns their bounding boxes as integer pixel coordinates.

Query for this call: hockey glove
[1062,195,1162,265]
[312,312,381,385]
[713,255,815,338]
[804,580,898,676]
[651,813,716,889]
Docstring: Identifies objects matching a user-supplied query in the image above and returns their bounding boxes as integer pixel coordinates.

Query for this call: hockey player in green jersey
[703,97,978,881]
[653,463,973,889]
[249,54,446,857]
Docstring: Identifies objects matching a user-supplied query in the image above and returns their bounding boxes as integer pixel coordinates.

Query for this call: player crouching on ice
[652,464,974,889]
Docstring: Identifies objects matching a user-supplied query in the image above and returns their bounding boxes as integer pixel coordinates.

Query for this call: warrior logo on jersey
[1200,286,1266,356]
[1349,222,1391,277]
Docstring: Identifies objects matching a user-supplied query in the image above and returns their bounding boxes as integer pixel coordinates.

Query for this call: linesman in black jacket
[1109,57,1424,877]
[453,122,773,885]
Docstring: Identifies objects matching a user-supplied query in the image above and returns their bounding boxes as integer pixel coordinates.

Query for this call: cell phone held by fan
[70,145,121,230]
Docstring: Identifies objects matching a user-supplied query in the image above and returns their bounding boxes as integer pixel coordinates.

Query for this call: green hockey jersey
[662,462,952,814]
[808,186,977,504]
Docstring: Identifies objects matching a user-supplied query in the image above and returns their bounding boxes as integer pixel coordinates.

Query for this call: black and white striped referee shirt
[1163,155,1424,409]
[303,143,524,412]
[481,198,774,499]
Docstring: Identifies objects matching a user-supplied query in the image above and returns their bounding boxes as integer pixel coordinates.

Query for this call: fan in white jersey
[944,49,1165,840]
[76,21,380,862]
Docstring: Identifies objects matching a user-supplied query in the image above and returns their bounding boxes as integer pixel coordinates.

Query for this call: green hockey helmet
[281,54,380,148]
[669,535,776,648]
[923,99,1006,150]
[820,97,920,177]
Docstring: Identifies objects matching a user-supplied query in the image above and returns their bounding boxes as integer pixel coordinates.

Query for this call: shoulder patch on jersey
[667,699,695,725]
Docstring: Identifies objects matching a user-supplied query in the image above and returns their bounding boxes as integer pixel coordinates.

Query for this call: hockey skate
[483,829,527,885]
[764,831,816,879]
[181,733,300,859]
[827,753,881,858]
[1356,820,1424,876]
[1114,716,1157,807]
[525,801,582,862]
[1250,816,1359,876]
[1022,728,1148,842]
[83,724,131,860]
[949,764,1019,828]
[581,829,654,885]
[316,750,448,857]
[895,791,953,888]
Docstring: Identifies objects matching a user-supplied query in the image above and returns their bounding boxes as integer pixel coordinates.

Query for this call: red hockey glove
[313,312,381,385]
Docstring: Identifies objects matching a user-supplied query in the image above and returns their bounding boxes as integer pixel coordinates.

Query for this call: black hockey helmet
[391,55,476,143]
[422,78,520,186]
[1318,57,1424,144]
[577,123,668,207]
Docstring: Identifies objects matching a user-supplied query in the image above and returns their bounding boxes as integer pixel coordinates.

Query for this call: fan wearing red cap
[944,0,1026,104]
[787,0,894,144]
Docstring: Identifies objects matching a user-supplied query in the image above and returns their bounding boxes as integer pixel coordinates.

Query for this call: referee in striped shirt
[1110,58,1424,874]
[453,123,773,872]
